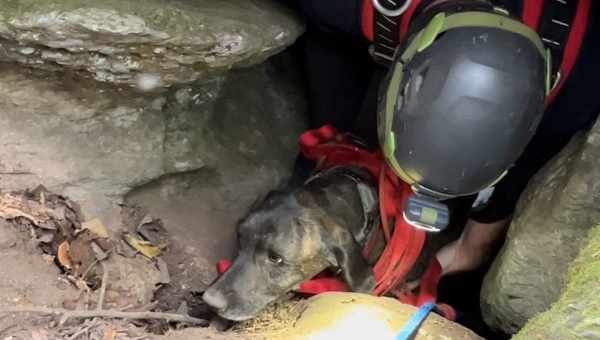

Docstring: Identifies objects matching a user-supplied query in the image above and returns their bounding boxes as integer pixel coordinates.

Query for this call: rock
[268,293,483,340]
[0,0,303,87]
[481,117,600,334]
[102,255,162,308]
[514,225,600,340]
[0,52,306,234]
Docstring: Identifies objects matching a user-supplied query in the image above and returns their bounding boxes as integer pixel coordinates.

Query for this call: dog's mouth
[205,284,301,321]
[215,308,258,322]
[203,288,279,321]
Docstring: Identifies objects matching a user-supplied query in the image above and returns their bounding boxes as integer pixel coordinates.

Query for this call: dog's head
[202,178,375,321]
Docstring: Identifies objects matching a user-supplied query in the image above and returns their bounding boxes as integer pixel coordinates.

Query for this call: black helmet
[377,8,549,199]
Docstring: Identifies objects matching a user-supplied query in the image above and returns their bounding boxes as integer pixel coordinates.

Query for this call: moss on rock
[481,116,600,334]
[514,225,600,339]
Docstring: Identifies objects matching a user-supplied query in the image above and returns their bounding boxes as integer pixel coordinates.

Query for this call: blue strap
[395,302,436,340]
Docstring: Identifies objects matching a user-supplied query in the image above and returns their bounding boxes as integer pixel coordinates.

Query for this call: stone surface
[102,255,162,308]
[0,53,306,235]
[0,0,303,87]
[272,293,483,340]
[514,225,600,340]
[481,117,600,334]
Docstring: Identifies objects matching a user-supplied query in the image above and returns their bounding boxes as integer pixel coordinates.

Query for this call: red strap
[362,0,421,43]
[300,126,428,299]
[216,259,232,274]
[363,225,383,258]
[522,0,544,30]
[378,167,394,242]
[297,278,348,295]
[362,0,375,42]
[399,0,423,42]
[415,258,442,306]
[545,0,591,107]
[435,303,457,321]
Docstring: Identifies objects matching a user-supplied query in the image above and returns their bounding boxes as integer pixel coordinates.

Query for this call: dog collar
[304,166,380,244]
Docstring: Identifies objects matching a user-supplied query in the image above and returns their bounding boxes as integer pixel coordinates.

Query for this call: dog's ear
[320,216,375,293]
[238,190,288,233]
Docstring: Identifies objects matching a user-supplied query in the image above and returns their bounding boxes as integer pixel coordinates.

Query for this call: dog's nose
[202,288,228,311]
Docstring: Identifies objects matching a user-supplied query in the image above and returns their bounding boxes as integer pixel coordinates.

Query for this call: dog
[202,166,438,321]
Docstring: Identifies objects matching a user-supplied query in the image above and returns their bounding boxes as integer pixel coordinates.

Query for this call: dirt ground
[0,188,247,340]
[124,168,275,318]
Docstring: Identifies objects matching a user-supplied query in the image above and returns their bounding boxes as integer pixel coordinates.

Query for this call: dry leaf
[102,325,117,340]
[57,241,73,269]
[156,257,171,284]
[123,233,163,258]
[42,254,55,265]
[36,230,55,243]
[82,218,109,238]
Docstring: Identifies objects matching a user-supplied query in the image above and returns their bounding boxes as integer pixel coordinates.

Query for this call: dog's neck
[302,167,379,248]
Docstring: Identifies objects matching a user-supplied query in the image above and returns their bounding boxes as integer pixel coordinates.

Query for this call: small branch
[0,306,208,326]
[96,262,109,311]
[121,301,159,312]
[67,320,97,340]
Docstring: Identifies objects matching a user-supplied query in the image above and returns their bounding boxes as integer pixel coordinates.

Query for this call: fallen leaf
[69,231,102,278]
[36,220,58,230]
[123,233,163,259]
[136,214,154,229]
[82,218,109,238]
[116,239,138,258]
[57,241,73,270]
[42,254,55,265]
[176,301,189,315]
[156,257,171,284]
[102,325,117,340]
[91,241,109,261]
[36,230,55,243]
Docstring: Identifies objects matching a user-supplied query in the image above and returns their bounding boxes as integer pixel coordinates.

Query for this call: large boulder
[514,225,600,340]
[0,0,303,87]
[0,54,306,233]
[481,117,600,334]
[258,293,483,340]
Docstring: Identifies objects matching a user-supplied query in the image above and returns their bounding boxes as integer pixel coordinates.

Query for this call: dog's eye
[267,250,284,266]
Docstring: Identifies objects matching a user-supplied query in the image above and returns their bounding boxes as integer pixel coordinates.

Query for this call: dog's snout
[202,288,228,311]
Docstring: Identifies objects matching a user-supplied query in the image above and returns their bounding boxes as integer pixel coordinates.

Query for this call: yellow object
[123,233,163,259]
[269,293,482,340]
[82,218,109,238]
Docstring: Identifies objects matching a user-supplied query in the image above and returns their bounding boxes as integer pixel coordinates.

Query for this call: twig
[121,301,159,312]
[81,258,101,280]
[0,306,208,326]
[67,319,98,340]
[97,262,109,311]
[0,323,19,336]
[81,248,114,281]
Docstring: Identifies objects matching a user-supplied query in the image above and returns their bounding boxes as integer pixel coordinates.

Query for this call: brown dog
[202,166,434,321]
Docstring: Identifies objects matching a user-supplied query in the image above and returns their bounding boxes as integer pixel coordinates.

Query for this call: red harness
[218,124,454,320]
[362,0,591,107]
[297,125,452,317]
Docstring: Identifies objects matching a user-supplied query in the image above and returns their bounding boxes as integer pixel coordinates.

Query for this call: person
[291,0,600,276]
